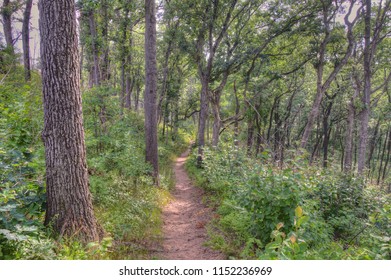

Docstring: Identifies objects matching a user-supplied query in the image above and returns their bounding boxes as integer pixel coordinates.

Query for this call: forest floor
[160,150,224,260]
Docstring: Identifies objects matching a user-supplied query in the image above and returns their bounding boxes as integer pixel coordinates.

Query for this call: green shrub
[239,168,305,244]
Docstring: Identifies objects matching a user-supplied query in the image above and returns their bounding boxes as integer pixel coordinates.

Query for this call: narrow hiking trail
[161,150,224,260]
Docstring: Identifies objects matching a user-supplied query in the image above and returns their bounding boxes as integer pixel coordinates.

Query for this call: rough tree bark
[39,0,100,242]
[144,0,159,184]
[22,0,33,81]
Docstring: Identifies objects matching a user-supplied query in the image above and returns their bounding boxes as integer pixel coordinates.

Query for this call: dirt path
[161,150,224,260]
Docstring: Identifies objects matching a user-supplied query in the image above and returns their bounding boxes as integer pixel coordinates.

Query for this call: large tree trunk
[1,0,14,53]
[144,0,159,184]
[22,0,33,81]
[39,0,100,242]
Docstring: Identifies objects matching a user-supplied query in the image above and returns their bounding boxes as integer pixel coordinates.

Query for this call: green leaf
[0,229,27,241]
[295,206,303,218]
[297,216,309,227]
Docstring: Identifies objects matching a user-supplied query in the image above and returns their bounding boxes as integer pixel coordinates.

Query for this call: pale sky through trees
[0,0,40,66]
[1,0,367,69]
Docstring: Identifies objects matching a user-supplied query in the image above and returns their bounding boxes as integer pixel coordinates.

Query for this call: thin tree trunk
[247,117,254,156]
[344,75,359,172]
[273,99,283,164]
[301,1,358,149]
[210,72,229,147]
[144,0,159,183]
[358,0,372,174]
[88,65,94,88]
[22,0,33,81]
[211,101,221,147]
[135,81,140,111]
[373,132,384,181]
[100,0,110,82]
[197,76,209,166]
[1,0,14,53]
[89,11,100,86]
[125,29,133,110]
[310,116,322,165]
[322,96,335,168]
[206,110,210,142]
[120,59,126,111]
[39,0,100,242]
[120,8,129,111]
[381,129,391,183]
[378,128,389,184]
[233,82,240,147]
[173,106,179,140]
[267,96,277,144]
[255,107,262,157]
[302,84,324,150]
[368,118,380,170]
[125,75,133,109]
[157,20,176,120]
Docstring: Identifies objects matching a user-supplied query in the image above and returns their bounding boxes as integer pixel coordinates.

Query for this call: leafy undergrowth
[0,68,189,259]
[185,140,391,260]
[1,67,49,259]
[83,88,189,259]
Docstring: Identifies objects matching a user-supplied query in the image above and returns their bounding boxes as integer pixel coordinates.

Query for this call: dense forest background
[0,0,390,260]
